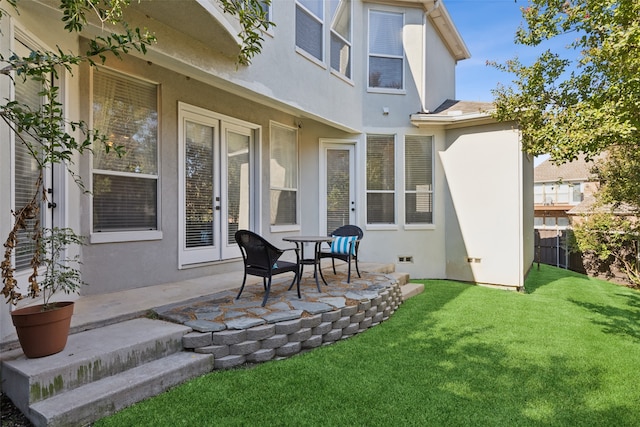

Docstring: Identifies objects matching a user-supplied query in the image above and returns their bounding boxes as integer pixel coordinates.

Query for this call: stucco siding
[442,124,524,287]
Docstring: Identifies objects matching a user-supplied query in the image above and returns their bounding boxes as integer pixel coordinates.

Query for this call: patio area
[152,265,407,368]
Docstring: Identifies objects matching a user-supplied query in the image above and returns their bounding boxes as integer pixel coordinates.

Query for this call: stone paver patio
[153,269,404,368]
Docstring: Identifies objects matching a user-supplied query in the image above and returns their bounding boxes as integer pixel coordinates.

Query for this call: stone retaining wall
[181,282,403,369]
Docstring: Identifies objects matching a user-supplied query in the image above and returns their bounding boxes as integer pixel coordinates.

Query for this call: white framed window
[329,0,351,79]
[366,134,395,224]
[368,10,404,90]
[270,123,298,227]
[296,0,324,62]
[405,135,433,224]
[91,68,159,238]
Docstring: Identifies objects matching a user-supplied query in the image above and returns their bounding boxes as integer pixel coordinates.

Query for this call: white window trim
[367,9,405,94]
[89,67,162,244]
[269,121,300,232]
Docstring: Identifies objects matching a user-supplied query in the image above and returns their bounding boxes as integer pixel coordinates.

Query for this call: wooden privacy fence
[534,229,585,273]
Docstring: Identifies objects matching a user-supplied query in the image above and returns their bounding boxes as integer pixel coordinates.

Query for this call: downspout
[421,0,441,112]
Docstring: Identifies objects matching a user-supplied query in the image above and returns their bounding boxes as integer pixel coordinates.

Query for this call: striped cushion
[331,236,357,255]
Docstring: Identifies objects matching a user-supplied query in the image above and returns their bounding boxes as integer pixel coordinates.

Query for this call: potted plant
[5,228,85,358]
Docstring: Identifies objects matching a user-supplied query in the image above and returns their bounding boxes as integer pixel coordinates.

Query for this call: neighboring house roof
[410,99,496,127]
[534,155,600,183]
[567,195,638,216]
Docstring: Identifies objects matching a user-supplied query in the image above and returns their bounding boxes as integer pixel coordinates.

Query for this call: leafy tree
[492,0,639,164]
[0,0,272,305]
[492,0,640,285]
[570,213,640,287]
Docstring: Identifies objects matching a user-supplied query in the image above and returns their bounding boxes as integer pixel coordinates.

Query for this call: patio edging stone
[166,273,403,370]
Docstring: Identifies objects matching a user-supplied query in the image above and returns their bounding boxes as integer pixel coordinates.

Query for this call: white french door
[320,140,356,235]
[178,104,254,267]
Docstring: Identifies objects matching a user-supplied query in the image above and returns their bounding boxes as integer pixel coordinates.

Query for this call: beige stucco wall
[441,123,527,288]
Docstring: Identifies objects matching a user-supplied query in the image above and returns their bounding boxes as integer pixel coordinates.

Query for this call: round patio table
[282,236,333,292]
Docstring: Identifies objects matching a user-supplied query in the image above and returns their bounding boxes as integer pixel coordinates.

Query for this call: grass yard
[95,265,640,426]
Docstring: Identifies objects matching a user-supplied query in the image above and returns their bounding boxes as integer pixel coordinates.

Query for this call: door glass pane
[327,149,350,233]
[185,122,214,248]
[227,131,250,245]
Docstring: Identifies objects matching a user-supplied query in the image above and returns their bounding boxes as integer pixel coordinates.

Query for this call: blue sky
[445,0,530,102]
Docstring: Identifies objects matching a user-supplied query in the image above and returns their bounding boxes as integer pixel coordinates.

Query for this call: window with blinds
[330,0,351,78]
[366,134,395,224]
[13,41,47,270]
[296,0,324,61]
[270,124,298,226]
[405,135,433,224]
[92,69,158,232]
[368,10,403,89]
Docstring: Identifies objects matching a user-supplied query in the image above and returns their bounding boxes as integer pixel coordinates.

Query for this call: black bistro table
[282,236,333,292]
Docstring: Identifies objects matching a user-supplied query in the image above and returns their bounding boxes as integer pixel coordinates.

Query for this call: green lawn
[95,265,640,426]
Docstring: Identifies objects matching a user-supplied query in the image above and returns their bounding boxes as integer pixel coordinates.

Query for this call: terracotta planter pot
[11,301,74,358]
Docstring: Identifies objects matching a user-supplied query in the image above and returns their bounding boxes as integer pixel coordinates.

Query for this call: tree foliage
[492,0,640,163]
[493,1,640,286]
[570,213,640,287]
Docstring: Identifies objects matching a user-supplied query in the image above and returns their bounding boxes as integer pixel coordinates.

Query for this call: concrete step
[388,271,410,287]
[29,351,213,427]
[1,318,192,415]
[401,282,425,301]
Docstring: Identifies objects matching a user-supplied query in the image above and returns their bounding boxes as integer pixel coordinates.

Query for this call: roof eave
[410,111,495,128]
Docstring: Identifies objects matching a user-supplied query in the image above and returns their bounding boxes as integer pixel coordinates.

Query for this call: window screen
[296,0,324,61]
[367,134,395,224]
[92,69,158,232]
[369,10,403,89]
[330,0,351,78]
[405,135,433,224]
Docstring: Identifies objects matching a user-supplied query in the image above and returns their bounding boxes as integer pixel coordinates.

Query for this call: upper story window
[270,123,298,227]
[534,183,583,206]
[258,0,270,21]
[92,68,159,233]
[368,10,404,90]
[405,135,433,224]
[295,1,353,81]
[296,0,324,62]
[367,134,395,224]
[329,0,351,79]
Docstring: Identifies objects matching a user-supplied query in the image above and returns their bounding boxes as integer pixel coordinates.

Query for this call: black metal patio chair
[235,230,300,307]
[319,225,363,283]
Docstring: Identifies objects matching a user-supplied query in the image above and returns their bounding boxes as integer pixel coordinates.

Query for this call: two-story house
[0,0,534,343]
[533,155,598,269]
